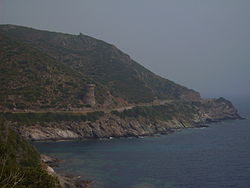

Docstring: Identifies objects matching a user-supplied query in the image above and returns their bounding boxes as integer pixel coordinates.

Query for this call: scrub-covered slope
[0,24,200,105]
[0,117,58,187]
[0,32,111,110]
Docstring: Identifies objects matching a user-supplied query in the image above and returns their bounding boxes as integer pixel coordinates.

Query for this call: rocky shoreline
[36,111,243,188]
[10,97,243,187]
[41,154,93,188]
[12,98,242,141]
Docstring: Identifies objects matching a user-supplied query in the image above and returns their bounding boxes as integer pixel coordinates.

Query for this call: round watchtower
[84,84,96,106]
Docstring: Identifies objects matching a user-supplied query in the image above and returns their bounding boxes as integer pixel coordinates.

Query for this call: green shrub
[0,117,59,187]
[1,111,105,125]
[0,165,58,188]
[111,102,197,122]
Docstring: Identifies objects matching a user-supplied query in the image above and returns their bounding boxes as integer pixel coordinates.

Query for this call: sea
[34,97,250,188]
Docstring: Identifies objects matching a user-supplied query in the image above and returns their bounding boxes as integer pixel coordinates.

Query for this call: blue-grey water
[34,97,250,188]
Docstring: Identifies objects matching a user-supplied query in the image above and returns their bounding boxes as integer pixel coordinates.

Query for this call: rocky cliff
[11,98,242,141]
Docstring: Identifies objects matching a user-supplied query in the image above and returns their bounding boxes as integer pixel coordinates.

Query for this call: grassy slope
[0,25,200,104]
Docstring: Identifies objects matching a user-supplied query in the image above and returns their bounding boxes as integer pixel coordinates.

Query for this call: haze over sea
[34,97,250,188]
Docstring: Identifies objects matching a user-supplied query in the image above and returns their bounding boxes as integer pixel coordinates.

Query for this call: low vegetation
[0,117,59,187]
[1,111,105,125]
[112,102,198,122]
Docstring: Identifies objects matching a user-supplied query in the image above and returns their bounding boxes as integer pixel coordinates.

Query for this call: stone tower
[84,84,96,106]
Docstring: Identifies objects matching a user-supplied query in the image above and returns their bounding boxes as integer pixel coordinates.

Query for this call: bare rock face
[13,97,242,141]
[20,126,80,140]
[17,115,186,141]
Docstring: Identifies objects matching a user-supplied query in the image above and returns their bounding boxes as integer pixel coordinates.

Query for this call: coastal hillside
[0,25,243,187]
[0,24,200,108]
[0,32,112,111]
[0,24,242,142]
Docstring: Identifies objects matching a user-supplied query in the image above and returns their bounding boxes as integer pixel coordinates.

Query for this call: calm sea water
[34,97,250,188]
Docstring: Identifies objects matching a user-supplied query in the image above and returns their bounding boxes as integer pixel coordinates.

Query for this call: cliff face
[14,98,242,141]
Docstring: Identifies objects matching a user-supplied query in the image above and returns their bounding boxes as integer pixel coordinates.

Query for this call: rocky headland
[10,97,242,141]
[0,24,243,187]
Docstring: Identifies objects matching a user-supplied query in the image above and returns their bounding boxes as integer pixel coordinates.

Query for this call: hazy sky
[1,0,250,98]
